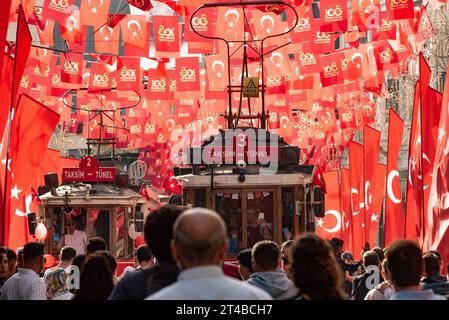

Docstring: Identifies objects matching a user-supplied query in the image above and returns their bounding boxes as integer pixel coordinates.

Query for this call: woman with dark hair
[72,255,114,300]
[289,233,347,300]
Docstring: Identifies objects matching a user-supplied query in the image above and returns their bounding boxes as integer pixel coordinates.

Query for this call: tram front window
[215,193,242,255]
[63,208,87,255]
[246,192,274,248]
[88,209,110,250]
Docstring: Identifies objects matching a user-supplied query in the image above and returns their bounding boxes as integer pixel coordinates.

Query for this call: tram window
[281,188,294,242]
[215,193,242,255]
[115,207,125,260]
[62,208,88,255]
[246,192,275,248]
[88,209,110,250]
[194,189,206,208]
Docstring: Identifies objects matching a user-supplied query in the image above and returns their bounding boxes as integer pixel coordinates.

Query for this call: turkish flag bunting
[80,0,110,27]
[384,108,405,247]
[316,170,343,239]
[120,15,148,49]
[41,0,75,24]
[129,0,153,11]
[114,57,141,92]
[94,24,120,55]
[3,94,60,249]
[312,165,327,193]
[60,54,82,84]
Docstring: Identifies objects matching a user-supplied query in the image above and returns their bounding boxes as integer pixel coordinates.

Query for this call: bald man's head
[172,208,227,267]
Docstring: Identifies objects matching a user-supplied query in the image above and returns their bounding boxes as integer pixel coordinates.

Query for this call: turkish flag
[420,54,443,248]
[349,141,365,260]
[139,184,151,201]
[204,54,228,92]
[80,0,110,27]
[405,82,422,241]
[370,163,386,245]
[424,60,449,268]
[0,54,13,136]
[59,13,82,45]
[351,0,381,31]
[3,94,59,249]
[12,5,32,108]
[386,0,414,20]
[120,15,148,49]
[162,171,181,195]
[153,15,180,55]
[94,24,120,55]
[316,170,343,239]
[129,0,153,11]
[384,108,405,246]
[341,167,351,248]
[0,0,12,82]
[363,125,381,246]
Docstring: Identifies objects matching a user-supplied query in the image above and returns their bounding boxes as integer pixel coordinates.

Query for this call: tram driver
[247,209,273,248]
[64,212,87,255]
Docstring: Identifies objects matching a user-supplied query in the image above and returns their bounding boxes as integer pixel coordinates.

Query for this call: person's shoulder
[145,282,180,300]
[224,277,273,299]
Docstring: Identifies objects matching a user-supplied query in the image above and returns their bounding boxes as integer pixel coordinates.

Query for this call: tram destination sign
[62,156,117,183]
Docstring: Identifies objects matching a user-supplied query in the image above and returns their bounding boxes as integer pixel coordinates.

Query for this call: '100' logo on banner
[191,14,208,32]
[180,67,196,82]
[93,73,109,88]
[391,0,410,10]
[324,5,344,22]
[158,25,175,42]
[120,67,137,82]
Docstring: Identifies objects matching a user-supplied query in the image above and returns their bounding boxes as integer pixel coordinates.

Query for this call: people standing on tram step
[86,236,107,259]
[365,259,395,300]
[146,208,272,300]
[5,248,17,278]
[237,249,253,281]
[72,254,114,300]
[1,242,47,300]
[246,240,298,300]
[109,205,184,300]
[0,247,9,291]
[290,233,347,300]
[44,246,77,300]
[421,252,449,298]
[352,250,382,300]
[64,219,87,255]
[387,240,446,300]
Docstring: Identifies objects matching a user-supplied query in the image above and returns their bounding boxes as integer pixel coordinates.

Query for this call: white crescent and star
[387,170,402,204]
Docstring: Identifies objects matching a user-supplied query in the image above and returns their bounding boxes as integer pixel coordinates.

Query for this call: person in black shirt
[352,250,381,300]
[109,205,184,300]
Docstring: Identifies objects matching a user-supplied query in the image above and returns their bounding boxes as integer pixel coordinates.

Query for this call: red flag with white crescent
[3,94,60,249]
[420,54,443,249]
[405,82,422,241]
[349,141,365,260]
[80,0,110,27]
[316,170,342,239]
[384,108,405,247]
[363,125,381,247]
[341,167,351,249]
[120,15,148,49]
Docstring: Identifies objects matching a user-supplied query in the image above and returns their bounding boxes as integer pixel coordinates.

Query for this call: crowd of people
[1,205,449,300]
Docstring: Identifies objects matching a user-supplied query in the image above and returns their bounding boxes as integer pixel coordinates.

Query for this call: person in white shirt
[64,220,87,255]
[1,242,47,300]
[146,208,272,300]
[365,259,394,300]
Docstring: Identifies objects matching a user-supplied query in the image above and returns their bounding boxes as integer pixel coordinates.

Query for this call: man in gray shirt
[147,208,272,300]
